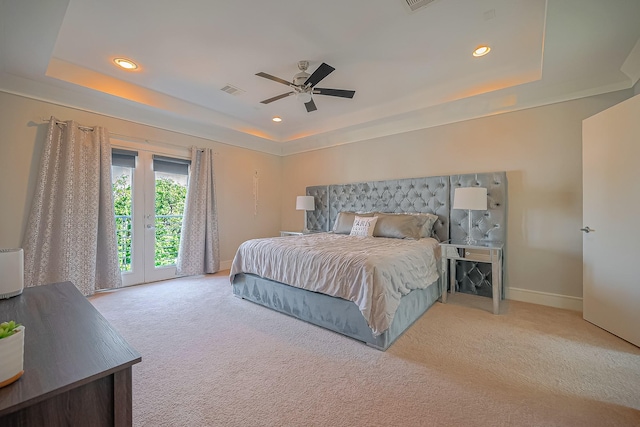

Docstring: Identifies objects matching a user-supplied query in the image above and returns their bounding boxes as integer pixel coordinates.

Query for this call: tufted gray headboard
[450,172,507,244]
[306,172,507,297]
[305,185,330,233]
[307,176,450,242]
[449,172,507,296]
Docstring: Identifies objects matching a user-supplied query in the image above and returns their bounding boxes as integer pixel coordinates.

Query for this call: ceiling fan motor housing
[293,71,310,86]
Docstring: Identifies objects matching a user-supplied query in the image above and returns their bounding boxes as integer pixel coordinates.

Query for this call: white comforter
[229,233,439,335]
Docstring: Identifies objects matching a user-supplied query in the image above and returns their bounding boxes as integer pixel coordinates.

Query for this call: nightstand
[440,240,504,314]
[280,231,304,237]
[279,230,324,237]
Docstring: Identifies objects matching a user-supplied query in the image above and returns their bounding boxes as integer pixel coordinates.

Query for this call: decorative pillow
[417,213,439,238]
[386,212,439,238]
[372,213,425,240]
[333,211,373,234]
[349,216,378,237]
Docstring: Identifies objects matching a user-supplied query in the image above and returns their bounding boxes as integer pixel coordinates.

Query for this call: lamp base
[302,211,310,235]
[463,236,478,245]
[464,209,477,245]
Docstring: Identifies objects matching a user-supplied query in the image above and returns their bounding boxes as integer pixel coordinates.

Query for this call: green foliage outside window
[154,177,187,266]
[113,174,133,271]
[112,174,187,271]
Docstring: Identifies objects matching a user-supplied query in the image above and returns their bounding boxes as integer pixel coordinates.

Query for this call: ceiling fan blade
[314,88,356,99]
[303,63,335,88]
[260,92,294,104]
[256,72,292,87]
[305,98,317,112]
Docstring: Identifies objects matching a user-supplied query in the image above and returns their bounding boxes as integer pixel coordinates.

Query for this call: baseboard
[506,287,583,312]
[220,259,232,271]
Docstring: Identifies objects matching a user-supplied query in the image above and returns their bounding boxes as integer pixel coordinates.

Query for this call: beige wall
[1,88,633,299]
[0,92,282,266]
[281,90,633,299]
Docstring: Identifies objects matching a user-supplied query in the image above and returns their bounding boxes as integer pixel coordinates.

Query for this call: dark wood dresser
[0,282,141,426]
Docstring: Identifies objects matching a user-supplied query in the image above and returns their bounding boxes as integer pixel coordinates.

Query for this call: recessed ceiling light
[473,46,491,57]
[272,116,282,123]
[113,58,138,70]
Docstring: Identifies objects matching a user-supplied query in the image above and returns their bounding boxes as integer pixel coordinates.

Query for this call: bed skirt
[231,273,441,350]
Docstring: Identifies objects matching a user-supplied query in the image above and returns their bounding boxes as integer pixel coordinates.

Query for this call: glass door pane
[112,162,144,286]
[112,166,133,271]
[112,150,189,286]
[153,170,188,267]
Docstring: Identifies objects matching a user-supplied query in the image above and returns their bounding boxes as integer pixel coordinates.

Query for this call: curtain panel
[23,117,122,296]
[177,147,220,275]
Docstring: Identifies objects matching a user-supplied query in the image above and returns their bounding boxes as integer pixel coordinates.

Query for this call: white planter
[0,325,25,388]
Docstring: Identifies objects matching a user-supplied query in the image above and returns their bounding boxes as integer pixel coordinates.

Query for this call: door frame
[111,138,190,286]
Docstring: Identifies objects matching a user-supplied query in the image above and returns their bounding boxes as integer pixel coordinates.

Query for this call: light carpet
[89,272,640,427]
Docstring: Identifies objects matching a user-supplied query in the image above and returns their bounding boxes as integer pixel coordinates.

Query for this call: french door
[112,149,189,286]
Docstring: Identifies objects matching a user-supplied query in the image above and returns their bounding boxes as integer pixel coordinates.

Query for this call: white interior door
[112,149,189,286]
[582,93,640,347]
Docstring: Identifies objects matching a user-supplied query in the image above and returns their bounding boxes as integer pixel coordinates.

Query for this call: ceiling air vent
[403,0,437,13]
[220,84,245,96]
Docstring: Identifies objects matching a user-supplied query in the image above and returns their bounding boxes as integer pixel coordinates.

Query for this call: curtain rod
[40,117,202,152]
[45,117,94,132]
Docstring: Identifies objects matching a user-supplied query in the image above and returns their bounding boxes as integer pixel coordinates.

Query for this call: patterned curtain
[23,117,122,296]
[177,147,220,275]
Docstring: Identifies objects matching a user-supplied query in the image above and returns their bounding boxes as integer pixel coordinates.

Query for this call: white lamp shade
[296,196,315,211]
[453,187,487,211]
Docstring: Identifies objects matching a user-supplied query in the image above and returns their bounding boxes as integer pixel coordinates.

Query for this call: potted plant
[0,321,25,388]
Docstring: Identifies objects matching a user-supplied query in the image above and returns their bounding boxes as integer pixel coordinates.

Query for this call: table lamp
[453,187,487,245]
[296,196,315,233]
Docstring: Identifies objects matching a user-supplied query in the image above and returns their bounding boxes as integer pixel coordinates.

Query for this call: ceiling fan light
[296,92,312,103]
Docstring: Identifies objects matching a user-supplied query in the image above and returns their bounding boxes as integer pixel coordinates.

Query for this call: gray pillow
[332,211,373,234]
[393,212,439,238]
[417,213,439,238]
[372,213,426,240]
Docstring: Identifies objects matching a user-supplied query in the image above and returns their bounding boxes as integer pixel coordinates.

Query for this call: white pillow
[333,211,374,234]
[349,216,378,237]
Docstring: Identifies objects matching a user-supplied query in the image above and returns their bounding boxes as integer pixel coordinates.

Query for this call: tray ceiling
[1,0,639,155]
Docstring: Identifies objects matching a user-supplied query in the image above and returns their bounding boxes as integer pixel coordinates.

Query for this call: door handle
[580,226,595,233]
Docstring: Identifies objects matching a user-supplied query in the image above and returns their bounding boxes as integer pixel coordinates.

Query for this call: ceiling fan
[256,61,355,112]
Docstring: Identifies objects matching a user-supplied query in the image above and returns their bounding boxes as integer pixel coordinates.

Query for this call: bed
[230,173,507,350]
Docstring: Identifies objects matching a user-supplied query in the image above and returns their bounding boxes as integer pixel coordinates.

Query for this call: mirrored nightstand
[279,230,324,237]
[440,240,504,314]
[280,231,304,237]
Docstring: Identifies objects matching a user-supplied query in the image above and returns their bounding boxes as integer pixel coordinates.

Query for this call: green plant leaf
[0,320,21,339]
